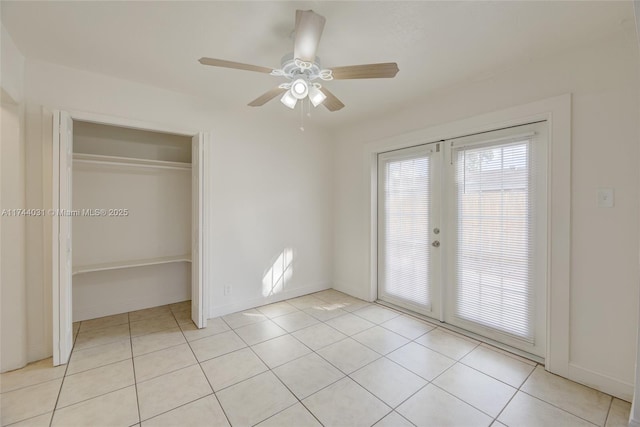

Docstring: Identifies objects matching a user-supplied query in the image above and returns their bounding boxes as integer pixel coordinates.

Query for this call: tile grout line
[0,368,68,396]
[134,309,223,425]
[38,299,372,427]
[167,294,614,425]
[63,357,134,379]
[247,345,327,427]
[245,312,380,427]
[47,318,82,427]
[219,296,391,426]
[375,299,543,366]
[51,383,136,415]
[276,306,401,425]
[412,343,508,423]
[345,320,504,423]
[127,312,142,426]
[133,335,188,359]
[132,358,199,386]
[135,305,229,424]
[18,300,294,426]
[390,330,536,424]
[188,311,234,427]
[491,363,605,427]
[518,388,603,426]
[603,397,614,427]
[50,318,140,412]
[221,312,329,427]
[223,297,449,426]
[474,342,538,367]
[307,306,410,426]
[411,330,481,359]
[37,293,621,427]
[489,360,538,425]
[455,352,533,390]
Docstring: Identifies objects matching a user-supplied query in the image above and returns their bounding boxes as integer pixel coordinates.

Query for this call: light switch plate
[597,188,614,208]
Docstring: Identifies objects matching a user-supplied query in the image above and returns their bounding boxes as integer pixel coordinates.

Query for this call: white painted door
[52,111,73,365]
[377,143,442,318]
[377,123,547,357]
[191,133,206,327]
[444,122,547,357]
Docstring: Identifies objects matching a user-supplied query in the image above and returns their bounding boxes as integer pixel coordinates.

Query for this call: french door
[378,122,547,357]
[378,143,441,318]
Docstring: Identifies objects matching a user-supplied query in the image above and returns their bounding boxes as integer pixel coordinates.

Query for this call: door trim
[363,94,570,376]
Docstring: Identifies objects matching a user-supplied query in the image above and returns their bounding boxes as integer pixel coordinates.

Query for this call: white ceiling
[1,1,635,127]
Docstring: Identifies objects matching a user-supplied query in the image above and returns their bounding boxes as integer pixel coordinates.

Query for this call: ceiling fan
[199,9,399,112]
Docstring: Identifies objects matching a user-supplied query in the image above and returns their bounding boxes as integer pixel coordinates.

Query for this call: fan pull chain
[307,97,311,118]
[300,100,305,132]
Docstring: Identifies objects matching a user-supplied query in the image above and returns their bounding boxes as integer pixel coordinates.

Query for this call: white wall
[332,28,640,400]
[20,57,333,361]
[1,24,23,103]
[0,24,27,372]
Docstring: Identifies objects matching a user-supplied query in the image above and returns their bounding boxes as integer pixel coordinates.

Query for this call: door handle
[432,240,440,248]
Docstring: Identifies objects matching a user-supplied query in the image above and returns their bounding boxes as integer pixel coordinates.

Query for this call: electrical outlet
[597,188,614,208]
[224,284,232,296]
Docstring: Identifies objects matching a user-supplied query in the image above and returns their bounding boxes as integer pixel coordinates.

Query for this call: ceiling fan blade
[294,10,326,63]
[319,87,345,112]
[199,57,273,74]
[248,87,287,107]
[330,63,399,79]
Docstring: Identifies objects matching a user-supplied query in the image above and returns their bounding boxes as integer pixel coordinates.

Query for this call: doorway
[377,122,547,358]
[52,110,210,365]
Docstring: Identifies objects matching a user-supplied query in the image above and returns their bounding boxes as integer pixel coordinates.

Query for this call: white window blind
[378,150,431,311]
[453,139,535,343]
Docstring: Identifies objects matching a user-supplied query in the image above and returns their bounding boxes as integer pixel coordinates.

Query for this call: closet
[51,110,208,365]
[71,121,192,321]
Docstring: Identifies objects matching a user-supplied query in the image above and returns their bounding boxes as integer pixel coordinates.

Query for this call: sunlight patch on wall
[262,248,294,297]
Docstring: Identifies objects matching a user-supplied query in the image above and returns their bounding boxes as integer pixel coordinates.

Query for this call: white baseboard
[209,282,332,318]
[629,417,640,427]
[568,362,634,402]
[332,282,373,302]
[73,291,189,322]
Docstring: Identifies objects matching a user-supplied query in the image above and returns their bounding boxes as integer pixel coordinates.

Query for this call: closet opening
[52,111,209,365]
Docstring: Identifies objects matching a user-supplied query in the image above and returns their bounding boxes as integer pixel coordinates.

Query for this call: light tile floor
[0,289,632,427]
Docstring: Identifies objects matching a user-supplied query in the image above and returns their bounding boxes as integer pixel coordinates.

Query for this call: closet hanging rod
[73,153,191,170]
[73,159,191,171]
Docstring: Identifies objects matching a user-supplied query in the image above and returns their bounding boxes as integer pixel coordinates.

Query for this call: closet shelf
[73,153,191,170]
[73,255,192,275]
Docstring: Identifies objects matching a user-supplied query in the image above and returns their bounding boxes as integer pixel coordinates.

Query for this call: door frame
[52,110,211,365]
[363,94,570,375]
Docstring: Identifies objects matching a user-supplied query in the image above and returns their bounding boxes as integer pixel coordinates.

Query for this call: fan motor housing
[279,53,323,80]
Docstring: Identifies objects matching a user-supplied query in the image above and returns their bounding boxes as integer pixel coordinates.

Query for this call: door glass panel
[378,146,434,314]
[453,140,534,342]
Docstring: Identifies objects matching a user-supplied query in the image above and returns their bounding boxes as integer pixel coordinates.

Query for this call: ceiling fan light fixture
[280,90,298,109]
[291,78,309,99]
[308,85,327,107]
[200,10,398,114]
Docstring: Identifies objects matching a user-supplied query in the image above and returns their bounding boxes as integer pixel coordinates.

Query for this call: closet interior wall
[71,121,192,321]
